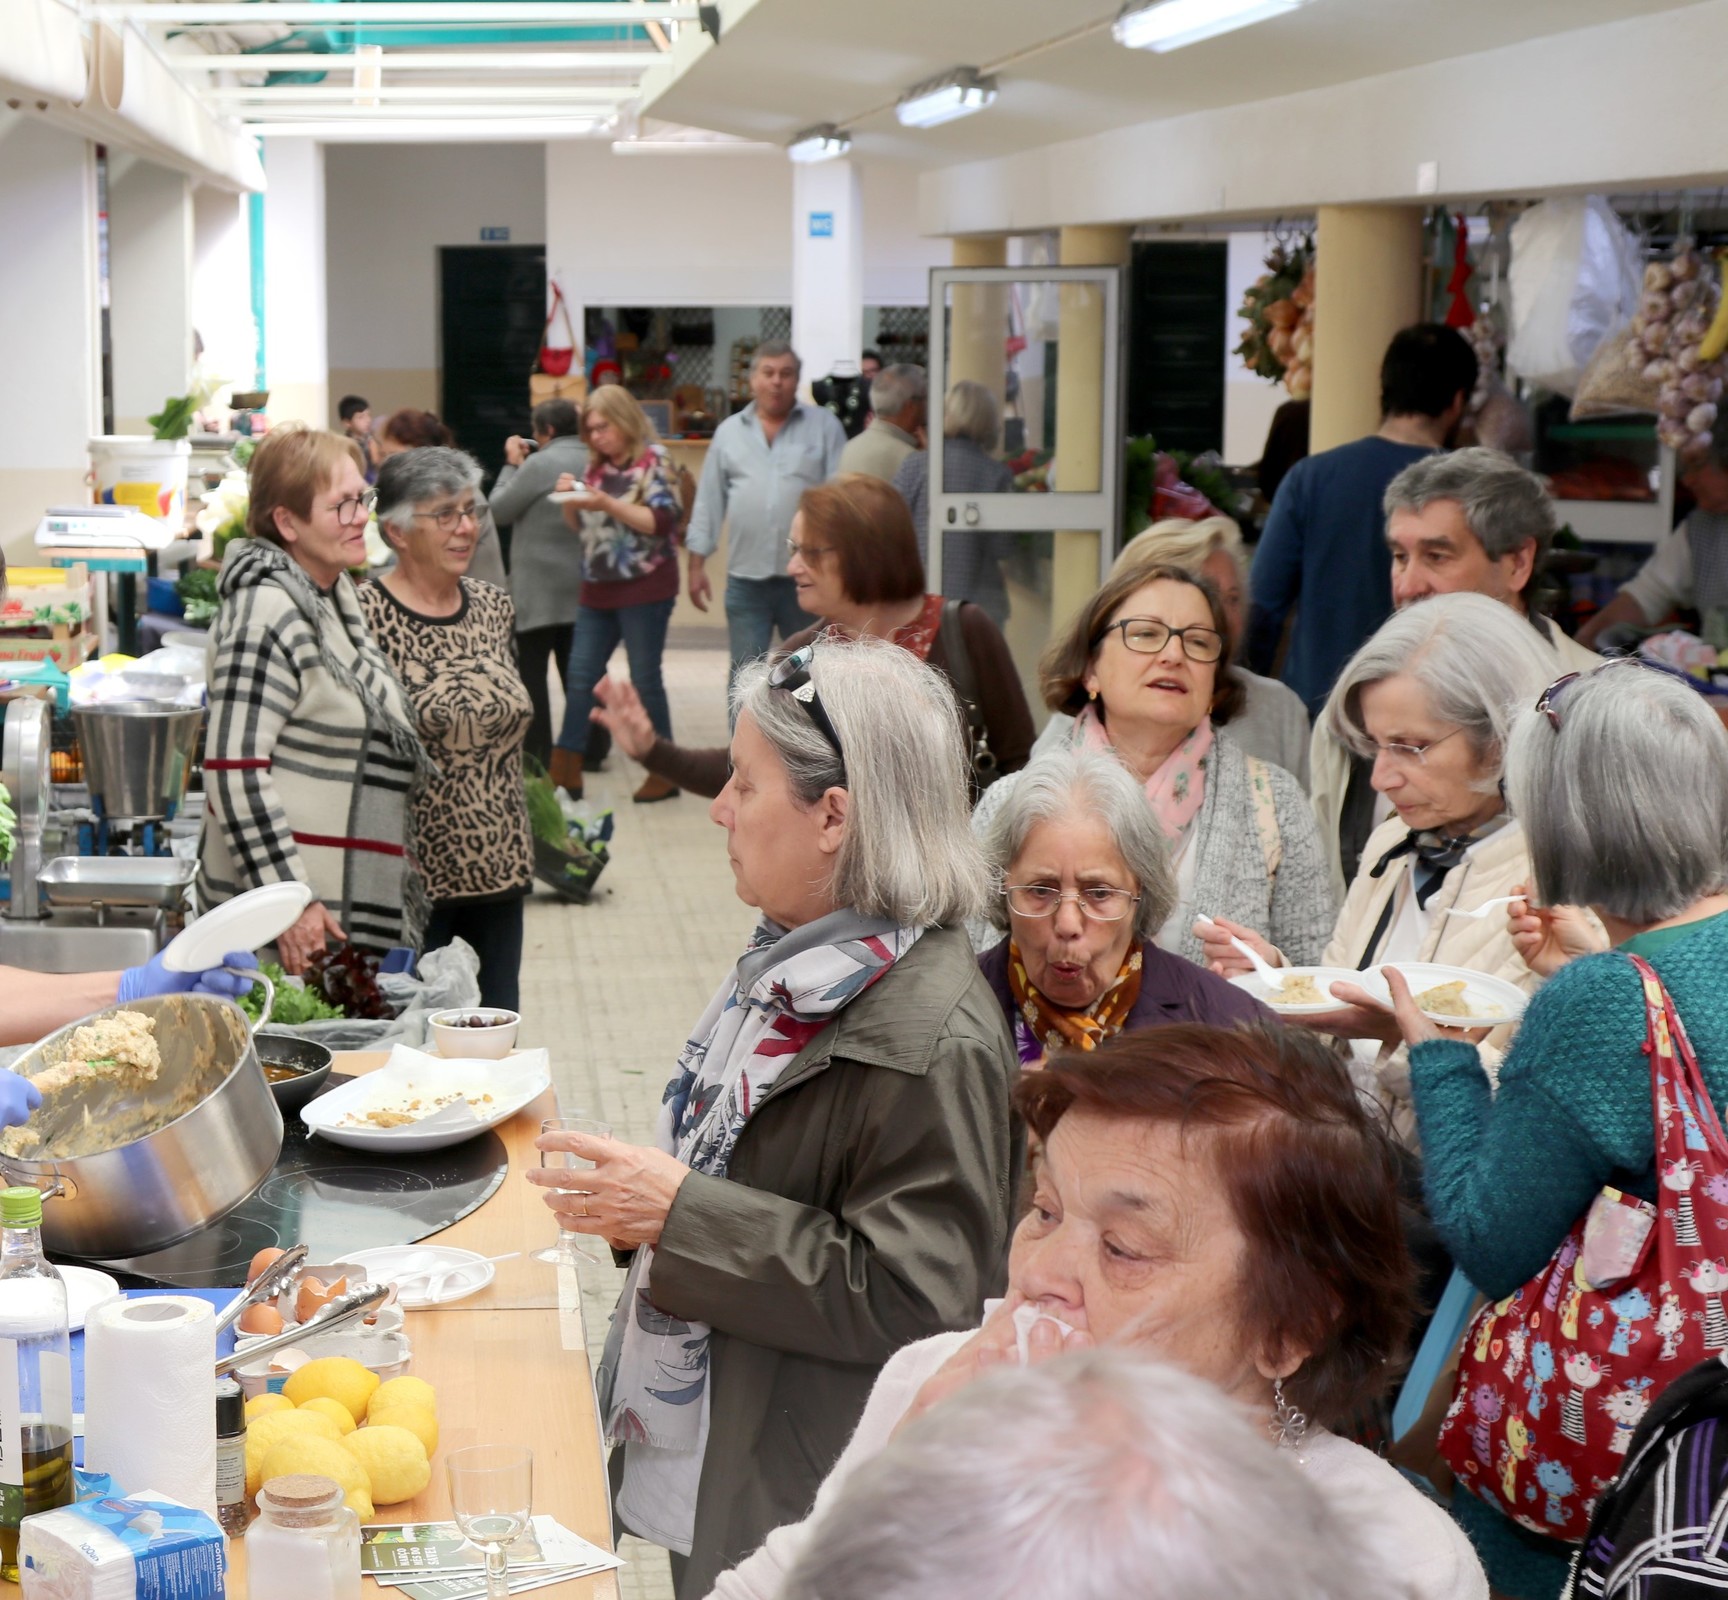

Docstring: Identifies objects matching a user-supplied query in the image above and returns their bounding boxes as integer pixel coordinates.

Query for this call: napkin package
[19,1492,225,1600]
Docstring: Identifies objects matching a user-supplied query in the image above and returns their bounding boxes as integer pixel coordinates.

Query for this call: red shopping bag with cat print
[1436,956,1728,1542]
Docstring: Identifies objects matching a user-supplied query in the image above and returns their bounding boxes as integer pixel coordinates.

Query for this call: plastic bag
[1507,197,1643,396]
[256,938,482,1052]
[1570,323,1661,419]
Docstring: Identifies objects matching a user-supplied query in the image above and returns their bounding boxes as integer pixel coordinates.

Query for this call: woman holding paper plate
[1197,593,1561,1145]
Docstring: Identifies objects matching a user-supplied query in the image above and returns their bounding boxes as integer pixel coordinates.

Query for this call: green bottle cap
[0,1187,43,1228]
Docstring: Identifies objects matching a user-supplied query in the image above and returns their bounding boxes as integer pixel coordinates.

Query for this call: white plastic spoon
[1194,914,1284,984]
[1441,894,1522,921]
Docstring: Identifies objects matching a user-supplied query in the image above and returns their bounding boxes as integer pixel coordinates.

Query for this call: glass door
[925,265,1125,719]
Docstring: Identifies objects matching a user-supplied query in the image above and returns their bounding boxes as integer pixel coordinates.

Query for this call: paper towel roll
[82,1295,217,1518]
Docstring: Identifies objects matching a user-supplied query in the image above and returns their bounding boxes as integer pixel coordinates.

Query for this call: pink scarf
[1073,703,1213,844]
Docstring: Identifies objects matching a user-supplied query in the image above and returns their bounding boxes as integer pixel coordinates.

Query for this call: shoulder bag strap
[1628,952,1728,1155]
[938,600,982,710]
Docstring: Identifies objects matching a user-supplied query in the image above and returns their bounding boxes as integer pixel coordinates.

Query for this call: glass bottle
[0,1185,73,1584]
[246,1473,361,1600]
[214,1378,250,1536]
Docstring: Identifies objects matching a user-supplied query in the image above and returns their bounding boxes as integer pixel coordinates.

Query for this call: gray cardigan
[490,434,591,633]
[971,727,1335,968]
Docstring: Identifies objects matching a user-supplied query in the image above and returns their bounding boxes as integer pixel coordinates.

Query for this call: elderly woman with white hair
[977,748,1264,1065]
[357,446,533,1008]
[1199,593,1560,1138]
[892,378,1016,625]
[528,634,1018,1599]
[1372,661,1728,1599]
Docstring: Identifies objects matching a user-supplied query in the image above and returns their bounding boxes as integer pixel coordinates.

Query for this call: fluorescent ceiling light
[787,124,849,164]
[1112,0,1308,53]
[249,118,609,140]
[167,51,665,71]
[895,68,996,130]
[208,84,632,102]
[98,3,696,23]
[611,138,775,155]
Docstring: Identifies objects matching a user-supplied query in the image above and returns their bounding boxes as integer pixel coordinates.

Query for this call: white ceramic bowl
[428,1007,520,1060]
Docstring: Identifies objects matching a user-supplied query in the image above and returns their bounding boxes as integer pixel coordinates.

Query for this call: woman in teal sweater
[1363,661,1728,1599]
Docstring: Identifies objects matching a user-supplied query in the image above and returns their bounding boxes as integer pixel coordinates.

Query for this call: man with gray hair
[837,363,926,481]
[686,340,847,680]
[780,1351,1378,1600]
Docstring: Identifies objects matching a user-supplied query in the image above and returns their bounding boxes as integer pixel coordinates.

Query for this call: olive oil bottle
[0,1187,73,1582]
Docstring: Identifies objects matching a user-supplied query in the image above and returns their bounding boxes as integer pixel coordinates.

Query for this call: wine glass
[532,1114,613,1266]
[447,1444,533,1600]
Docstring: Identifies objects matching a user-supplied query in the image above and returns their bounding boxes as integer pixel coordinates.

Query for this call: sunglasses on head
[1535,656,1669,731]
[768,643,847,774]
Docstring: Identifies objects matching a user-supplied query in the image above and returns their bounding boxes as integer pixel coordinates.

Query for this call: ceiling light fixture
[895,67,996,130]
[786,123,850,164]
[1112,0,1308,53]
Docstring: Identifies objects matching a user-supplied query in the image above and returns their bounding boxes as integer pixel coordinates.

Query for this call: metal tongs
[215,1281,390,1378]
[213,1242,309,1338]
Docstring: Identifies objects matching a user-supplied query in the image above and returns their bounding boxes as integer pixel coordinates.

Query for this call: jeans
[556,597,676,752]
[724,574,818,679]
[423,895,525,1012]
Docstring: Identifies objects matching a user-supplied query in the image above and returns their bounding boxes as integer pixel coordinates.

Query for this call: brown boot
[632,774,680,804]
[549,747,584,798]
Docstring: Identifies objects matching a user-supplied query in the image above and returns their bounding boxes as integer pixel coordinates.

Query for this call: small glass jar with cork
[246,1473,361,1600]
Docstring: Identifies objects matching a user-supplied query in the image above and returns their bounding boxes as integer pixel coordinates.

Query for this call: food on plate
[282,1356,381,1424]
[342,1423,430,1506]
[339,1088,496,1129]
[1414,979,1504,1019]
[0,1010,170,1158]
[1273,974,1326,1006]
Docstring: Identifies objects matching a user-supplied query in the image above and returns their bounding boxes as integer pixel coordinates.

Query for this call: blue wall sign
[808,212,835,239]
[480,226,511,242]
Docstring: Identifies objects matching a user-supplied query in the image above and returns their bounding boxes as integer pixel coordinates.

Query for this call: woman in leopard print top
[361,447,534,1009]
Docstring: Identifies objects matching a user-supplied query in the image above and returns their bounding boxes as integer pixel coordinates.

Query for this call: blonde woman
[550,384,684,802]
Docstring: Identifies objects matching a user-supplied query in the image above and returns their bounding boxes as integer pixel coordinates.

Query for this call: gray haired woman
[892,378,1016,624]
[977,749,1265,1065]
[1199,592,1561,1138]
[357,446,534,1009]
[528,634,1018,1599]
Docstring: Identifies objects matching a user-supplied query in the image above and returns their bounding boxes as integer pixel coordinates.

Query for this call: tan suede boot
[549,747,584,798]
[632,774,680,804]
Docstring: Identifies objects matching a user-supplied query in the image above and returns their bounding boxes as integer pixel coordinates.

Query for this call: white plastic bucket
[88,436,192,523]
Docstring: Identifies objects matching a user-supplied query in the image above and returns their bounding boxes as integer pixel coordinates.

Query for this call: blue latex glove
[0,1071,41,1129]
[116,950,260,1004]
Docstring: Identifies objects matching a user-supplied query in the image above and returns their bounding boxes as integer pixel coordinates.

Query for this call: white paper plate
[161,881,312,972]
[302,1046,551,1152]
[61,1266,119,1332]
[341,1246,495,1308]
[1355,962,1528,1027]
[547,490,597,504]
[1228,966,1366,1015]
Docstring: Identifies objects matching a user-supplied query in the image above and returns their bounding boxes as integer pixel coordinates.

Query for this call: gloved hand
[117,950,261,1004]
[0,1071,41,1130]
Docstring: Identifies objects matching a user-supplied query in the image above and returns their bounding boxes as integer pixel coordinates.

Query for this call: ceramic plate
[61,1266,120,1332]
[341,1246,495,1309]
[1354,962,1528,1027]
[301,1046,551,1152]
[160,881,312,972]
[1227,967,1366,1015]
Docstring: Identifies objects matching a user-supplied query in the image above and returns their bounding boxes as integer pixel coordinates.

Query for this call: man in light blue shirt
[686,341,848,677]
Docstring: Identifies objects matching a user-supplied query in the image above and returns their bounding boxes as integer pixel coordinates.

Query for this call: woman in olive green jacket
[530,636,1019,1598]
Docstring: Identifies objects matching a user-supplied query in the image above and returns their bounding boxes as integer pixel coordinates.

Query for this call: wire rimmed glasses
[533,1115,614,1266]
[1004,884,1141,922]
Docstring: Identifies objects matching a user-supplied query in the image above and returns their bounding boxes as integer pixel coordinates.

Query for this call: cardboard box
[530,372,589,408]
[0,565,90,630]
[0,627,93,670]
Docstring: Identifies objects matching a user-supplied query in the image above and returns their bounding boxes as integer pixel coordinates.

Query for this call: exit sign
[480,226,511,242]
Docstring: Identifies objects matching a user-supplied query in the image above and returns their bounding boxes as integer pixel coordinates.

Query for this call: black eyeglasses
[331,489,377,528]
[1091,617,1224,664]
[768,643,846,774]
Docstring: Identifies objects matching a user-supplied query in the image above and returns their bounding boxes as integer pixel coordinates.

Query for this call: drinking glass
[532,1115,613,1266]
[447,1444,533,1600]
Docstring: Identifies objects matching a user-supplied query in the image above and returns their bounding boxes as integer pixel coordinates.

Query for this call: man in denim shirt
[687,342,847,678]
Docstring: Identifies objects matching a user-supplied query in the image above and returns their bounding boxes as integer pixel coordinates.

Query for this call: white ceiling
[646,0,1705,166]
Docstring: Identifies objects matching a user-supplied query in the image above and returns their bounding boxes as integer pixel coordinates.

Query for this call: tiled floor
[515,643,745,1600]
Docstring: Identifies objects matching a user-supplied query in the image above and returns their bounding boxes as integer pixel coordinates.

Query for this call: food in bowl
[0,1010,169,1157]
[1273,974,1326,1007]
[1414,979,1503,1019]
[428,1008,520,1060]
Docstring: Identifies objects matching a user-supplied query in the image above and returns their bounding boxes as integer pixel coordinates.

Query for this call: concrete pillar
[192,185,256,405]
[948,235,1008,415]
[107,155,194,434]
[1051,223,1131,634]
[260,138,328,426]
[790,159,863,391]
[0,114,100,558]
[1310,204,1424,453]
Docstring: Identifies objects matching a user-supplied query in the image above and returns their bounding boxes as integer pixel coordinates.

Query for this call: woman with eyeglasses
[1198,594,1565,1143]
[973,561,1331,969]
[528,635,1018,1599]
[974,749,1266,1067]
[356,448,534,1010]
[199,424,430,974]
[373,407,507,586]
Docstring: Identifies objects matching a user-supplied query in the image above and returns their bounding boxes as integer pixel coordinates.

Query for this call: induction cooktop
[66,1075,510,1290]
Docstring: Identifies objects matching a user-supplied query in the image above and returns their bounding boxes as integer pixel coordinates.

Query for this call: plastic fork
[1441,895,1522,922]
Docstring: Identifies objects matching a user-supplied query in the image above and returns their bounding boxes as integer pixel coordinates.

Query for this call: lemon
[298,1396,358,1435]
[368,1402,438,1457]
[245,1408,343,1497]
[342,1425,430,1506]
[371,1375,438,1416]
[244,1392,295,1421]
[282,1357,380,1424]
[259,1435,375,1523]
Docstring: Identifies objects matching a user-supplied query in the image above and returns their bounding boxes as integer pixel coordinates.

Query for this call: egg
[247,1247,287,1285]
[239,1304,284,1336]
[296,1275,347,1322]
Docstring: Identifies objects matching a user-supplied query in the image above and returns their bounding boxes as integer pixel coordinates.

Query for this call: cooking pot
[0,993,284,1258]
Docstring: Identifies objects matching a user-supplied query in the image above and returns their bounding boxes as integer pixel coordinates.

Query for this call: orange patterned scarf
[1007,942,1144,1061]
